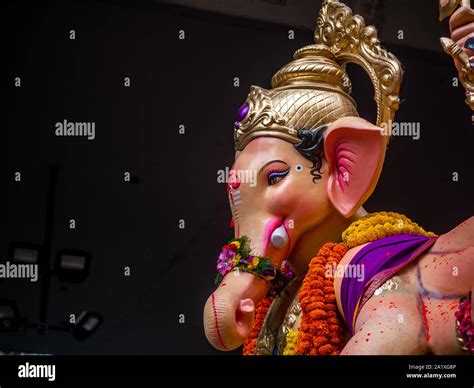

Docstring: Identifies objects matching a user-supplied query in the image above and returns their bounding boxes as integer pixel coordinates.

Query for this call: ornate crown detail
[314,0,403,130]
[233,0,403,151]
[234,86,299,150]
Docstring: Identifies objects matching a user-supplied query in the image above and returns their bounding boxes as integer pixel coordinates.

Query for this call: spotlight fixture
[55,250,91,282]
[72,311,103,340]
[0,299,20,332]
[8,243,41,264]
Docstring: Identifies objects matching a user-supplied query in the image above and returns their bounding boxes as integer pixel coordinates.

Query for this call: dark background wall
[4,0,474,355]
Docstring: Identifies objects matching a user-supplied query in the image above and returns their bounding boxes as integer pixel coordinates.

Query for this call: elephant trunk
[203,220,290,351]
[203,271,270,351]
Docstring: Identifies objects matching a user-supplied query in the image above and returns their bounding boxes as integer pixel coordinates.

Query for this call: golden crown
[234,0,403,151]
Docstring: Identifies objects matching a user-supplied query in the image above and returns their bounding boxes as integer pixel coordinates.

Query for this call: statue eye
[267,167,290,186]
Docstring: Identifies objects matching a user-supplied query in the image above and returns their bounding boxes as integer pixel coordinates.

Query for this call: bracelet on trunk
[214,236,294,292]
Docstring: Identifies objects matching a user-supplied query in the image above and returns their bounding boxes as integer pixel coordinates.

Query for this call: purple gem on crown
[234,103,249,129]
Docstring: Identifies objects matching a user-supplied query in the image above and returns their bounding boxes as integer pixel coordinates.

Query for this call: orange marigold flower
[318,344,334,355]
[312,289,324,296]
[328,324,343,333]
[312,326,330,337]
[308,309,327,320]
[309,280,325,289]
[309,296,325,304]
[312,336,328,347]
[312,258,326,266]
[296,341,312,354]
[329,337,342,346]
[333,245,348,256]
[324,294,337,303]
[307,301,325,311]
[311,267,326,276]
[314,321,328,330]
[323,286,334,294]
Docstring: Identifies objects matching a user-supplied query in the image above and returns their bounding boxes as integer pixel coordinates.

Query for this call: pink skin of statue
[203,12,474,355]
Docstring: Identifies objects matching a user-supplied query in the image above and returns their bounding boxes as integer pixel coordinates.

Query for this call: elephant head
[203,8,403,350]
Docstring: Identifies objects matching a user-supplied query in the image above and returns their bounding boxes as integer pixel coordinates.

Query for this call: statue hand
[449,5,474,71]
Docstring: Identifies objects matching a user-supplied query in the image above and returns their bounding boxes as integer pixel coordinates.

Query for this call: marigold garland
[294,242,347,355]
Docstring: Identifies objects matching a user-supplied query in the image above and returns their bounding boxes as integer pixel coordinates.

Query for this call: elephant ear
[324,116,387,218]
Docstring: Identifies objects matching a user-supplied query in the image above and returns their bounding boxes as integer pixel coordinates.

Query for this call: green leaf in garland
[258,258,271,270]
[214,273,223,285]
[240,236,251,258]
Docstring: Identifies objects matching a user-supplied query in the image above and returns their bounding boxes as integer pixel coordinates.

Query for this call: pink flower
[216,248,236,276]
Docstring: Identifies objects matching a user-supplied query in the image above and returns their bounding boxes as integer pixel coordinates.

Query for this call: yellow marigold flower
[283,330,299,355]
[232,241,241,249]
[232,254,241,266]
[252,257,259,267]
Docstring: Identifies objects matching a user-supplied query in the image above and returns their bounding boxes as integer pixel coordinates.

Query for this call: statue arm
[441,4,474,109]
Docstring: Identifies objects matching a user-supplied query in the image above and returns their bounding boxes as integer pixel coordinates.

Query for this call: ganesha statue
[203,0,474,355]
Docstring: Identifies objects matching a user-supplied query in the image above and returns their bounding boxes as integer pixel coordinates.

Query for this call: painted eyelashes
[267,167,290,186]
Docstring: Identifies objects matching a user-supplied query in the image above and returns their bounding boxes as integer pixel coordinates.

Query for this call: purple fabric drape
[340,234,438,334]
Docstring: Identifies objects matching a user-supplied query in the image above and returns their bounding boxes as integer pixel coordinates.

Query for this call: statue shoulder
[432,216,474,254]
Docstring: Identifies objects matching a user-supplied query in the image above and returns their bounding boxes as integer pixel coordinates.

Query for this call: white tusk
[270,225,288,249]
